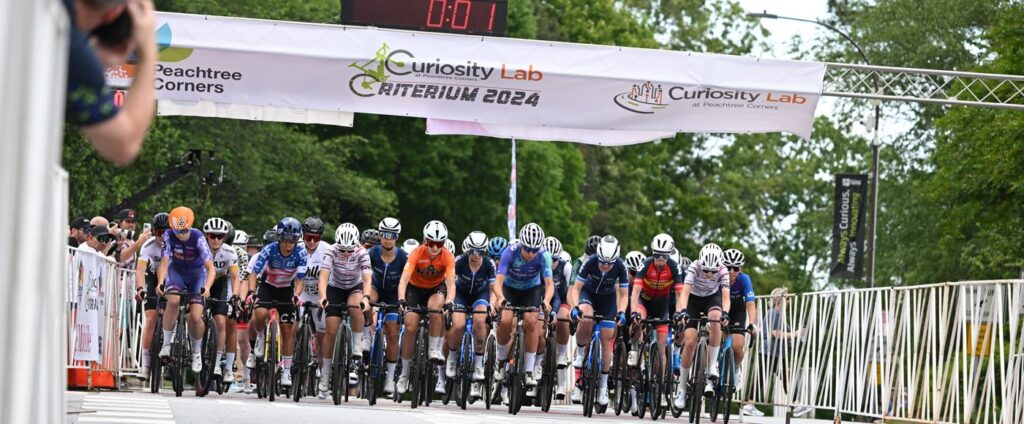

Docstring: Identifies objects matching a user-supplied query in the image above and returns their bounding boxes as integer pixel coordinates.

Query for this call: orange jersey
[403,245,456,289]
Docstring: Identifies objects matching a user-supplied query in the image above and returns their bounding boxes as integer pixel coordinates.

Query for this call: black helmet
[361,229,380,245]
[152,213,170,230]
[584,235,601,256]
[263,229,279,244]
[246,236,263,248]
[225,222,235,246]
[302,216,325,235]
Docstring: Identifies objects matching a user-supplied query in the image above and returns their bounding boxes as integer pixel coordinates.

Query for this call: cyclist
[203,218,242,383]
[245,236,262,258]
[395,220,457,395]
[245,217,309,388]
[444,231,494,398]
[624,251,647,280]
[294,217,329,391]
[402,238,420,255]
[627,234,682,369]
[541,236,573,399]
[361,228,380,250]
[493,223,555,390]
[570,235,601,282]
[232,229,253,391]
[156,206,216,376]
[569,235,629,406]
[722,248,760,416]
[673,243,731,409]
[134,212,169,379]
[487,236,508,264]
[316,223,373,398]
[366,217,408,394]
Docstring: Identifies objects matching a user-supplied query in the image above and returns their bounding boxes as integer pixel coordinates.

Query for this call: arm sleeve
[197,236,213,262]
[249,247,270,275]
[294,250,308,280]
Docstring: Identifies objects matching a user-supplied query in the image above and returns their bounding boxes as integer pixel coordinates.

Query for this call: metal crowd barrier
[736,280,1023,423]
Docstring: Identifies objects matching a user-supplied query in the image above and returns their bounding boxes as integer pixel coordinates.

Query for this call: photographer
[63,0,157,166]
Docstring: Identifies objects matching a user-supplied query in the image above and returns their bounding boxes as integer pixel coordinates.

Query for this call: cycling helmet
[487,236,508,259]
[276,217,302,242]
[723,248,746,267]
[698,243,724,270]
[168,206,195,231]
[466,231,487,251]
[402,239,420,254]
[361,228,380,246]
[651,233,675,255]
[444,239,456,255]
[559,251,572,263]
[247,235,263,248]
[624,251,646,272]
[461,237,471,253]
[233,230,250,246]
[225,222,235,245]
[263,229,278,244]
[335,223,360,248]
[518,223,545,249]
[423,220,448,242]
[151,213,170,230]
[302,217,325,235]
[378,217,401,234]
[584,235,601,256]
[203,217,230,234]
[542,236,562,257]
[595,235,621,262]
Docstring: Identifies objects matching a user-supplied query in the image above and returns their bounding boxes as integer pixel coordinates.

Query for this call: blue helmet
[487,236,508,259]
[276,217,302,242]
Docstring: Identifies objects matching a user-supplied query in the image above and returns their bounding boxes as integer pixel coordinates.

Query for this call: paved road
[66,385,835,424]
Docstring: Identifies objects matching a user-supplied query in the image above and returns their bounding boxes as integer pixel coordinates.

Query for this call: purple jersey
[162,229,212,269]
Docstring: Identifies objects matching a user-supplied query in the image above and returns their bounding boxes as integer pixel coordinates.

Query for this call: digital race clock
[341,0,508,36]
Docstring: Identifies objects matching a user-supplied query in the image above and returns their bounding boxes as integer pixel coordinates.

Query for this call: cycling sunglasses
[380,231,399,240]
[425,240,445,248]
[96,234,114,243]
[337,246,356,254]
[701,266,718,273]
[468,248,485,256]
[652,253,670,260]
[598,258,616,265]
[727,266,741,272]
[174,228,191,235]
[154,228,167,238]
[522,246,541,254]
[303,234,321,243]
[206,233,226,240]
[279,235,299,243]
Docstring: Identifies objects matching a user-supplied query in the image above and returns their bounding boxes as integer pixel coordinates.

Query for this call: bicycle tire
[331,325,348,405]
[689,338,706,424]
[424,355,436,407]
[636,342,649,419]
[613,341,628,416]
[721,353,735,424]
[483,334,496,410]
[172,315,187,397]
[367,329,385,405]
[268,323,279,402]
[582,337,600,417]
[457,333,472,409]
[667,343,683,418]
[709,347,721,423]
[292,323,310,402]
[649,342,664,420]
[510,326,526,415]
[410,328,424,408]
[149,318,163,394]
[196,316,217,397]
[539,333,556,412]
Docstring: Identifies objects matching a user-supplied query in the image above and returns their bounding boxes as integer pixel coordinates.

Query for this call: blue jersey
[161,229,212,270]
[369,246,408,293]
[455,255,496,295]
[730,272,755,303]
[248,242,308,288]
[497,244,552,290]
[575,254,629,296]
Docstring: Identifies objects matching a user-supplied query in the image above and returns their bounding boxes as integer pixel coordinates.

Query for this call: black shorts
[638,296,671,320]
[144,273,165,311]
[326,285,363,318]
[255,281,296,323]
[728,298,747,327]
[371,286,399,306]
[209,276,231,317]
[503,285,543,308]
[684,291,723,329]
[406,284,446,309]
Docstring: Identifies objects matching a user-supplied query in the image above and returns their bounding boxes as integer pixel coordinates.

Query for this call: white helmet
[698,243,724,271]
[203,217,230,234]
[596,235,621,262]
[518,223,544,249]
[723,248,745,267]
[624,251,646,272]
[650,233,675,255]
[378,217,401,234]
[444,239,456,255]
[402,239,420,254]
[461,237,470,253]
[678,256,692,269]
[423,220,448,242]
[559,251,572,262]
[542,236,562,257]
[335,223,360,248]
[233,230,250,246]
[466,231,488,250]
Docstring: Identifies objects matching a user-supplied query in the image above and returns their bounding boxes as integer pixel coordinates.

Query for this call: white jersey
[210,246,240,278]
[683,261,730,298]
[234,245,250,280]
[300,241,330,300]
[137,238,163,274]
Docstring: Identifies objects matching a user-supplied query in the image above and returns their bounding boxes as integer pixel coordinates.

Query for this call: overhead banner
[830,174,868,279]
[111,12,826,142]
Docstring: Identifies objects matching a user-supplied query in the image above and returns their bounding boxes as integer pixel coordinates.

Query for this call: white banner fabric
[122,12,826,141]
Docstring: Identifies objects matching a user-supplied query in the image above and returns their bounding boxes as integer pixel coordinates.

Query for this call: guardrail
[738,280,1024,423]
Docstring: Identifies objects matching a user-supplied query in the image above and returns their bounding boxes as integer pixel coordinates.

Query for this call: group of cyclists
[131,205,763,419]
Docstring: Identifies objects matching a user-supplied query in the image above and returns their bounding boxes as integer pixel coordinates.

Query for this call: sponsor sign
[830,174,868,279]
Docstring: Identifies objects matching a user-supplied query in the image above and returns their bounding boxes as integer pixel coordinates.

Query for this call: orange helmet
[168,206,195,231]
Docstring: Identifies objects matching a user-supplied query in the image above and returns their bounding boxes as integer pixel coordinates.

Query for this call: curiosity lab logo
[156,23,193,62]
[613,81,668,114]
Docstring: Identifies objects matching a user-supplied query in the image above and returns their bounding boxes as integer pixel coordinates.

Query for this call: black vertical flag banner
[830,174,868,279]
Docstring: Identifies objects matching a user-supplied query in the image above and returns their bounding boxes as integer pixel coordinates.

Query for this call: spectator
[762,287,811,417]
[80,222,115,256]
[64,0,157,166]
[69,217,91,247]
[114,208,152,266]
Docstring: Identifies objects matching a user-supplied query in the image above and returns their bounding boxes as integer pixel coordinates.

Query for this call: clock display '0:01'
[341,0,509,36]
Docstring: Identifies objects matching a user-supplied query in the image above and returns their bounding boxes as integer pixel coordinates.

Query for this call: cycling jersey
[454,255,496,295]
[161,229,212,269]
[138,238,163,274]
[551,256,572,306]
[300,241,330,298]
[634,257,682,301]
[683,261,729,297]
[248,242,308,288]
[322,244,371,290]
[570,255,587,282]
[574,254,629,296]
[233,245,249,281]
[210,246,240,278]
[369,245,408,293]
[497,244,552,290]
[402,245,455,289]
[730,271,755,303]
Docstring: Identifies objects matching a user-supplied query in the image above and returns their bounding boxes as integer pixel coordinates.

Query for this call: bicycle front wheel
[268,323,279,402]
[292,324,310,402]
[149,319,163,394]
[331,326,348,405]
[721,352,735,424]
[688,339,706,424]
[483,334,496,410]
[648,342,664,420]
[613,340,628,416]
